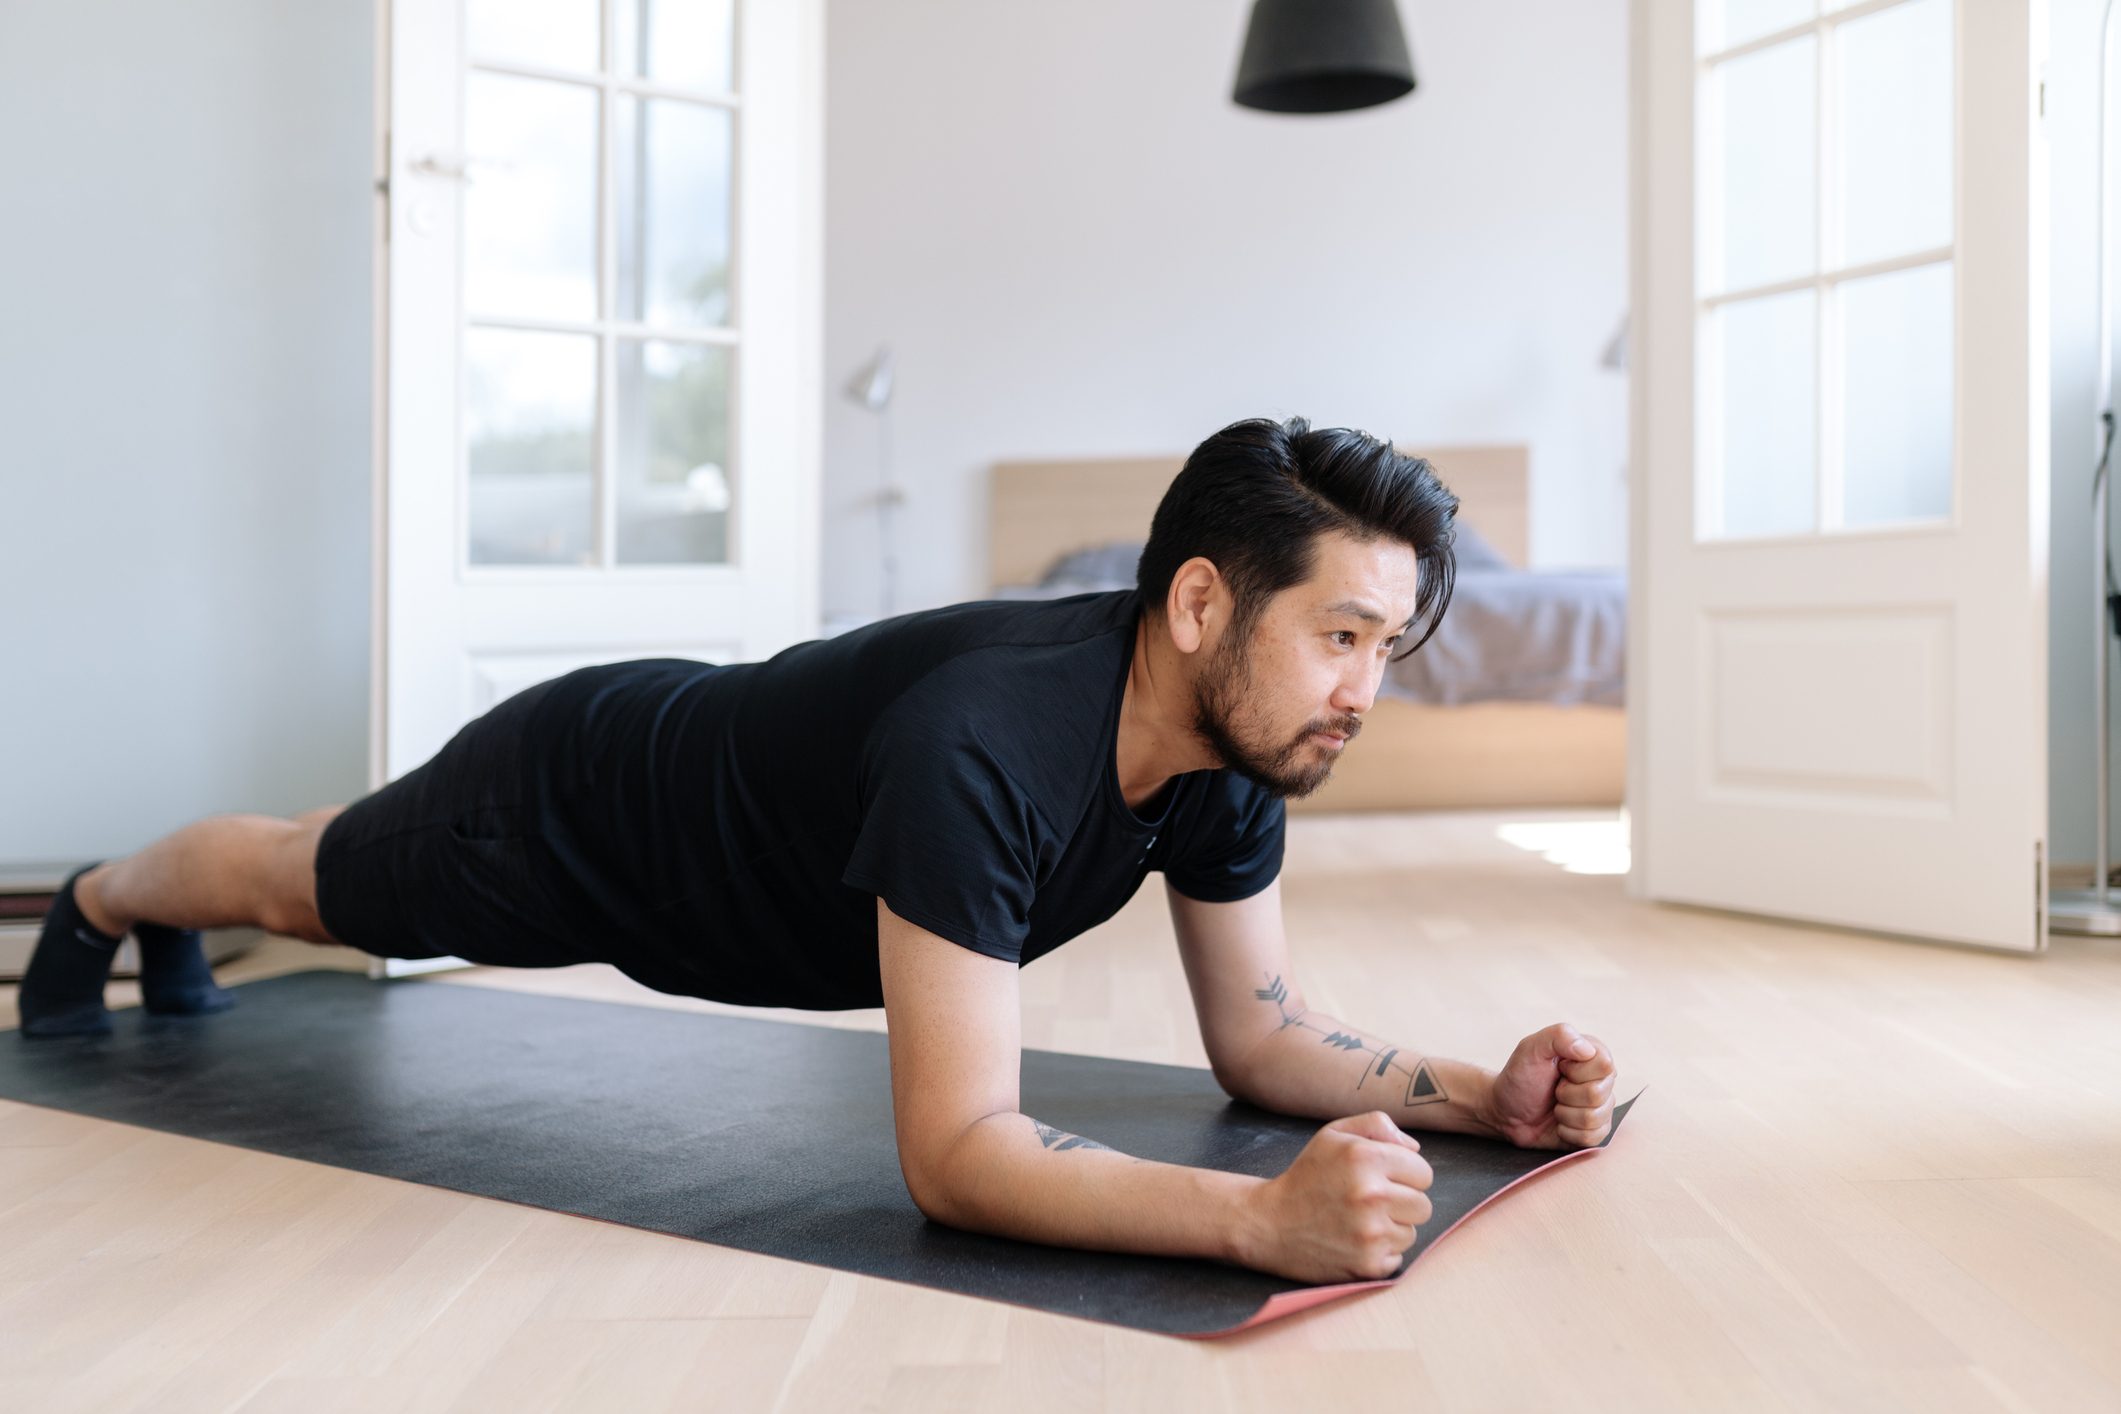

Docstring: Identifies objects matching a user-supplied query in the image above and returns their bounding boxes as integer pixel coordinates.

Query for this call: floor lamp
[843,346,902,620]
[2054,0,2121,936]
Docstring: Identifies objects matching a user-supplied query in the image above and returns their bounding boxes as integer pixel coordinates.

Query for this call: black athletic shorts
[314,677,600,970]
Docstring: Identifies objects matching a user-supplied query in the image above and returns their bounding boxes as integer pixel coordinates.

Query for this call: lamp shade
[843,346,894,411]
[1233,0,1416,114]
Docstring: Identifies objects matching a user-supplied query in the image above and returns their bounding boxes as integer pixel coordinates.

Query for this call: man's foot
[18,864,118,1038]
[136,923,235,1016]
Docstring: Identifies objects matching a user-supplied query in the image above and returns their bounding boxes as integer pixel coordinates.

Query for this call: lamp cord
[878,411,898,619]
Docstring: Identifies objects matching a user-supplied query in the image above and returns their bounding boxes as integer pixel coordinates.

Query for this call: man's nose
[1331,663,1378,718]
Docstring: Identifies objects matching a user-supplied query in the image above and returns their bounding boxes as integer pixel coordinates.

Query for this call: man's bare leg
[72,805,346,944]
[18,806,346,1037]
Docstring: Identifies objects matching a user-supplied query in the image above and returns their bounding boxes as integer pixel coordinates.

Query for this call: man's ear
[1163,557,1223,656]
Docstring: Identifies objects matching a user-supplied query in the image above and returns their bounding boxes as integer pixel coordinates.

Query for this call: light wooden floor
[5,808,2120,1413]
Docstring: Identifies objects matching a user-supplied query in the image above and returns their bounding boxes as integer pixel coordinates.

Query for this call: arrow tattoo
[1253,972,1448,1106]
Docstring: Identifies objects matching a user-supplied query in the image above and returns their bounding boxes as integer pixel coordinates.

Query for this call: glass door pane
[467,0,600,72]
[615,97,734,328]
[1710,289,1818,538]
[1836,0,1952,267]
[617,0,737,92]
[615,340,732,564]
[1699,0,1814,53]
[1705,35,1816,294]
[1839,262,1953,527]
[463,72,599,321]
[465,328,599,566]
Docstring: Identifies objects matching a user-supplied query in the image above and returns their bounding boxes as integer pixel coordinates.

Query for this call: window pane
[1840,262,1953,527]
[467,0,599,72]
[616,340,731,564]
[616,0,737,93]
[615,98,733,328]
[1710,290,1817,538]
[466,328,597,566]
[1837,0,1952,267]
[464,73,599,322]
[1707,36,1816,294]
[1699,0,1813,54]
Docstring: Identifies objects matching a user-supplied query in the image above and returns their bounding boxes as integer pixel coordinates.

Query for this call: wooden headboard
[988,445,1529,589]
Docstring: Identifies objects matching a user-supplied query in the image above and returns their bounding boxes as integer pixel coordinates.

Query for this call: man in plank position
[21,415,1619,1283]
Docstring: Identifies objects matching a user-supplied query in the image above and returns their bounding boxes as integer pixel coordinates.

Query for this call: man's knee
[258,816,339,944]
[257,893,333,944]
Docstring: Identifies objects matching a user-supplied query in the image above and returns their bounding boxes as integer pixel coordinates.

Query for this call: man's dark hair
[1136,416,1461,659]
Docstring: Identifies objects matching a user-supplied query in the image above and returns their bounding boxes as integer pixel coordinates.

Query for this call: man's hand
[1238,1112,1434,1282]
[1478,1023,1616,1150]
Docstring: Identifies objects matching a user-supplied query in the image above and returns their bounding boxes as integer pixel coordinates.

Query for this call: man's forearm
[922,1112,1269,1265]
[1225,980,1501,1137]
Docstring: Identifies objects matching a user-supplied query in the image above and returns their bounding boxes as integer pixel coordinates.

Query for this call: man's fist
[1239,1111,1435,1283]
[1481,1023,1616,1150]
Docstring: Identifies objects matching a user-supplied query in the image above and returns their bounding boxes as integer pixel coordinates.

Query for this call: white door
[1629,0,2050,951]
[378,0,821,785]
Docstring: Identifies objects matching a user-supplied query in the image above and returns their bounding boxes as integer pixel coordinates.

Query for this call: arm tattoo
[1029,1117,1112,1152]
[1254,972,1448,1108]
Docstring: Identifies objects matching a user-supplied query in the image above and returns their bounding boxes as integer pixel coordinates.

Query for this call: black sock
[18,863,117,1037]
[136,923,235,1015]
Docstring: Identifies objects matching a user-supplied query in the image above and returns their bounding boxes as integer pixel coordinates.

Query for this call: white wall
[2051,0,2116,869]
[0,0,373,863]
[822,0,1630,620]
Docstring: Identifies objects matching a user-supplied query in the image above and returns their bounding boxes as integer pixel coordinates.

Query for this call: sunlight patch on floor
[1493,817,1631,875]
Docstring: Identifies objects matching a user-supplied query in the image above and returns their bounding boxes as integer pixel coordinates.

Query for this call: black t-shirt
[520,590,1285,1009]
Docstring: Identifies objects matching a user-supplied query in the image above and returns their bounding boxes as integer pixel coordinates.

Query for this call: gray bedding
[996,541,1626,708]
[1385,567,1626,707]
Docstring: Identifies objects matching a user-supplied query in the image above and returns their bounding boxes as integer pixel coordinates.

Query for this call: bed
[988,448,1626,814]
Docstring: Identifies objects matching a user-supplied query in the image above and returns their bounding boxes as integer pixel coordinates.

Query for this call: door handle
[409,152,510,184]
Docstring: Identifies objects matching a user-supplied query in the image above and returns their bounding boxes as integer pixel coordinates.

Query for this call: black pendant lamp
[1233,0,1417,114]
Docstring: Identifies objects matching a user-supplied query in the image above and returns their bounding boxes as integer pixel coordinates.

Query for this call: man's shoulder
[752,591,1134,721]
[875,592,1134,711]
[865,594,1134,802]
[886,589,1139,655]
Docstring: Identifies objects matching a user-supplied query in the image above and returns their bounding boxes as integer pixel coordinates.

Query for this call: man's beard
[1189,631,1362,800]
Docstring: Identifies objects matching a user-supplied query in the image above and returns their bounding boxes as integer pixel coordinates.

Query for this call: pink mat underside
[1185,1141,1608,1339]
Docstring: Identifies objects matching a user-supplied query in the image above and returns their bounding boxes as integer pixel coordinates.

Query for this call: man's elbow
[901,1167,948,1222]
[1209,1056,1262,1105]
[896,1138,959,1221]
[896,1112,1003,1222]
[1207,1026,1278,1103]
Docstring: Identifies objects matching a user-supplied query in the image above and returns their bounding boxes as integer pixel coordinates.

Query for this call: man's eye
[1382,636,1402,653]
[1333,631,1358,648]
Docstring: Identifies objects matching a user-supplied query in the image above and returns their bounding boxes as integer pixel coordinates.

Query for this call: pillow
[1450,521,1512,571]
[1039,540,1145,589]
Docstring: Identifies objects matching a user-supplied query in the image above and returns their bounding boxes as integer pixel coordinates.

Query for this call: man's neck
[1114,615,1219,812]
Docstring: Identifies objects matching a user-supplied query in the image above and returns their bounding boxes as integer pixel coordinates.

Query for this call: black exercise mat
[0,971,1635,1337]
